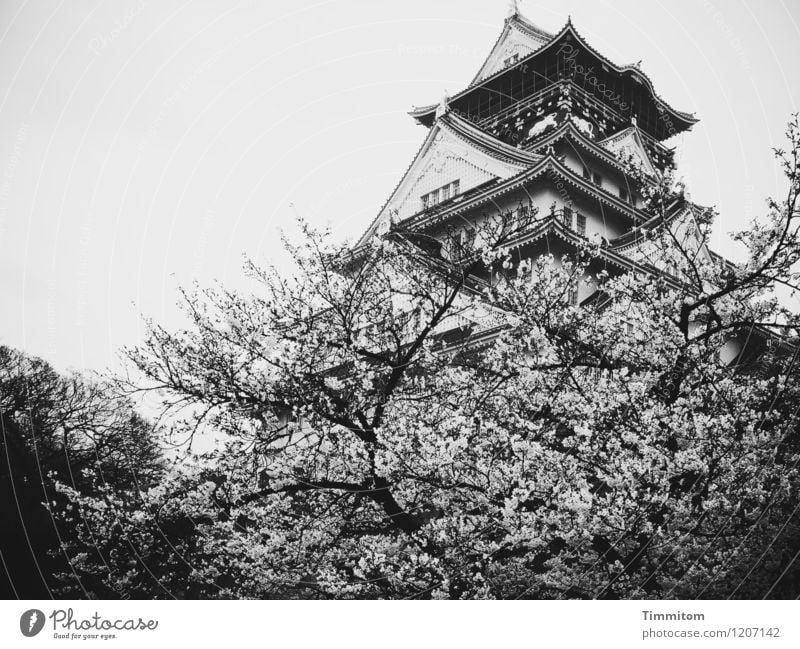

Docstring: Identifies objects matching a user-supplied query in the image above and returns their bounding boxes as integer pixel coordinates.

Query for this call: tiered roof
[347,12,791,358]
[469,11,552,85]
[356,112,543,246]
[410,16,697,142]
[358,11,698,257]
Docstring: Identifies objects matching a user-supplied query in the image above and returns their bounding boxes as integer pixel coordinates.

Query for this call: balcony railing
[473,82,629,143]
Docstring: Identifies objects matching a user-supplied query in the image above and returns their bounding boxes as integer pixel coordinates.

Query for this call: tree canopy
[51,116,800,599]
[1,346,164,598]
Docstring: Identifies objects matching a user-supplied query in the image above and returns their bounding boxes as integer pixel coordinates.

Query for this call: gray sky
[0,0,798,373]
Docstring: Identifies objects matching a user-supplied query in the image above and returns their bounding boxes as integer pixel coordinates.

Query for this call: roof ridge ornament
[435,90,449,118]
[507,0,520,18]
[557,81,573,115]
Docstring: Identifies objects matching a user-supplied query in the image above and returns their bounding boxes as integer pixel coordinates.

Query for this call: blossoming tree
[57,117,800,599]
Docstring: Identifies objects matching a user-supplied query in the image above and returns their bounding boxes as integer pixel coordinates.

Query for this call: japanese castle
[351,6,770,365]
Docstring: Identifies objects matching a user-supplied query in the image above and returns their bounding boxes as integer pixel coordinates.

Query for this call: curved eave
[404,154,647,234]
[609,199,714,252]
[609,199,686,252]
[561,20,697,124]
[410,19,697,133]
[505,216,685,287]
[542,156,647,219]
[445,111,544,166]
[355,111,543,248]
[595,125,669,172]
[409,102,439,124]
[525,120,637,175]
[349,206,681,292]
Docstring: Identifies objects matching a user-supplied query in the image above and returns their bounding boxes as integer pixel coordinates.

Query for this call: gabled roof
[608,201,680,251]
[504,213,679,282]
[400,153,647,235]
[409,16,698,141]
[524,118,637,175]
[599,126,658,176]
[470,12,552,86]
[557,19,696,120]
[355,111,543,247]
[609,200,712,252]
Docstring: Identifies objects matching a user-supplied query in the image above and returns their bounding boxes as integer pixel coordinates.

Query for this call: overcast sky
[0,0,798,373]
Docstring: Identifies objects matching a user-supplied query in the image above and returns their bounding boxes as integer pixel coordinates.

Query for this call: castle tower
[355,12,708,335]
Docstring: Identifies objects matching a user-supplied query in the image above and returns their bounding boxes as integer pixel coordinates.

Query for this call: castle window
[593,171,602,186]
[562,206,573,229]
[619,185,630,202]
[576,213,586,236]
[423,180,460,211]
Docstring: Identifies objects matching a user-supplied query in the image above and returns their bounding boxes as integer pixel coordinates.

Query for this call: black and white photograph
[1,0,799,645]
